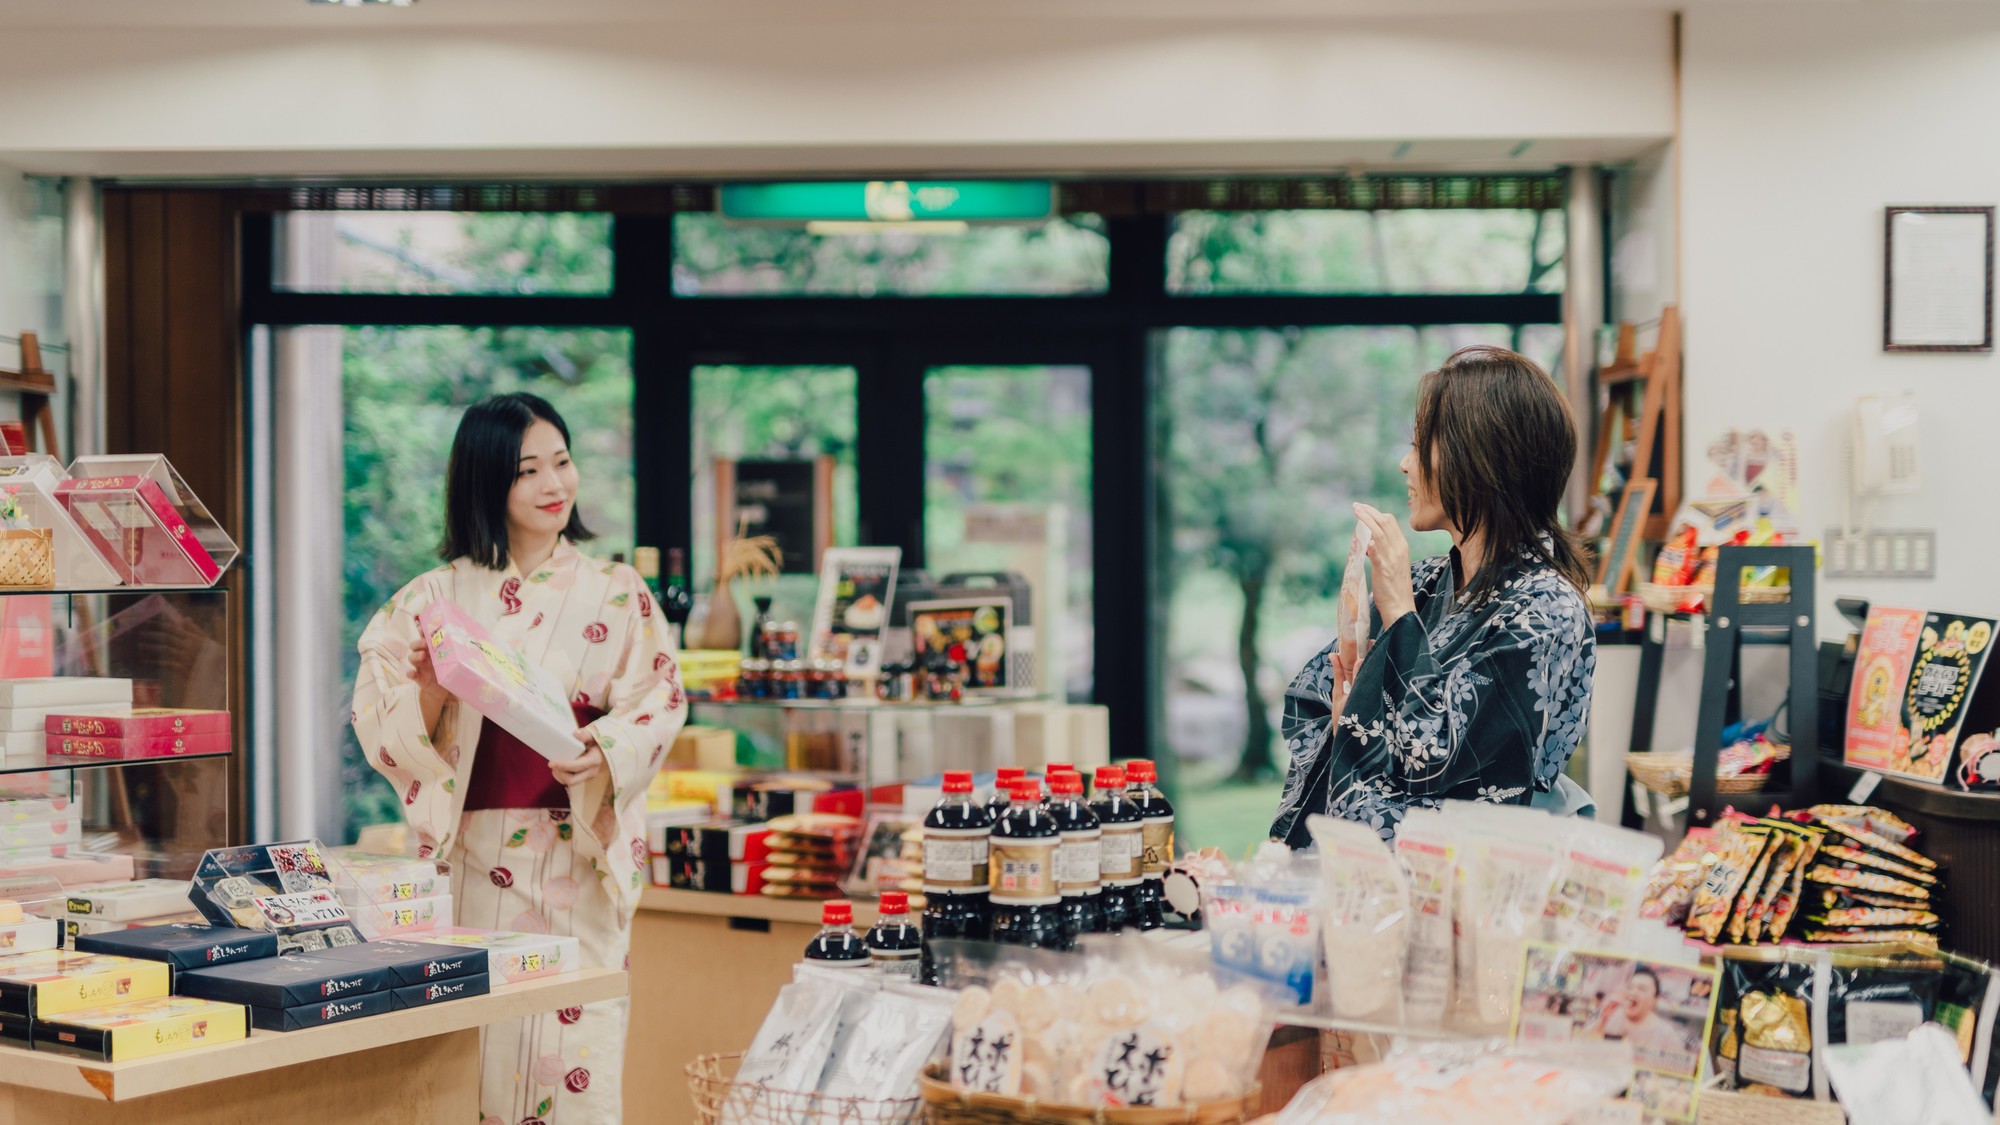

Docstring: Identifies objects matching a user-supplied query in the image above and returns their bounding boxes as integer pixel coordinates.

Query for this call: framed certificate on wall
[1885,205,1994,352]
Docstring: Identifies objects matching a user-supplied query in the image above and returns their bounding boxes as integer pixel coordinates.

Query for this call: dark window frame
[239,188,1565,766]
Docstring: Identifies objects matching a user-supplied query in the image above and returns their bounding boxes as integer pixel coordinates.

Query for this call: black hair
[440,392,593,569]
[1630,967,1661,995]
[1413,345,1592,606]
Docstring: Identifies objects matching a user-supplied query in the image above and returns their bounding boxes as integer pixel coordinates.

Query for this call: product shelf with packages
[0,455,237,920]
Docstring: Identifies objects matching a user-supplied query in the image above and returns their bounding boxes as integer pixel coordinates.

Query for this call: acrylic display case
[55,455,237,588]
[0,456,121,590]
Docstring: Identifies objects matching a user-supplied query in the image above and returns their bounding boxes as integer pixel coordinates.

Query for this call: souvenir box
[46,708,231,740]
[0,1008,30,1048]
[56,455,238,588]
[0,678,133,711]
[188,840,363,950]
[0,852,135,886]
[0,815,79,852]
[0,916,59,955]
[423,928,580,984]
[0,796,71,825]
[392,973,490,1011]
[415,598,580,761]
[253,989,393,1032]
[175,951,392,1010]
[0,702,127,734]
[72,922,277,971]
[665,821,737,892]
[328,849,450,906]
[0,950,170,1018]
[62,913,207,948]
[349,893,452,940]
[47,731,230,760]
[312,938,487,986]
[0,456,121,589]
[62,879,193,922]
[34,995,248,1061]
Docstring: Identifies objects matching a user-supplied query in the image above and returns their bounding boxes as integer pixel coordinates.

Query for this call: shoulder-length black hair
[440,392,594,570]
[1413,345,1592,606]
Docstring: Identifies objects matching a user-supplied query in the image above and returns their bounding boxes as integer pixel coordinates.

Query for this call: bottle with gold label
[989,779,1065,950]
[1089,765,1142,933]
[921,771,992,984]
[1122,759,1174,931]
[1048,770,1103,943]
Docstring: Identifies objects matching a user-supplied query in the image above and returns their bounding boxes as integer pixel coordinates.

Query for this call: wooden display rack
[0,332,59,456]
[1589,308,1683,549]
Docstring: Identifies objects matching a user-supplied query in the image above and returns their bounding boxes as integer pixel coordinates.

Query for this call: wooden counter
[628,888,878,1125]
[0,968,626,1124]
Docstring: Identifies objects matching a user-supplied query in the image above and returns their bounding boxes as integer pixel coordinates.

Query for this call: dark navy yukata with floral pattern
[1270,542,1595,847]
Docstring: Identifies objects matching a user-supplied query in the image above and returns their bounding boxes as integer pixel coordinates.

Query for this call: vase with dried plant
[696,518,782,652]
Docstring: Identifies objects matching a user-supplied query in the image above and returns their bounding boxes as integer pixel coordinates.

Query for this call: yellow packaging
[657,769,736,807]
[0,950,170,1017]
[36,995,247,1060]
[665,727,738,772]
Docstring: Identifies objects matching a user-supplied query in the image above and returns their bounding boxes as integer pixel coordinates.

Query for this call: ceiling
[0,0,1903,30]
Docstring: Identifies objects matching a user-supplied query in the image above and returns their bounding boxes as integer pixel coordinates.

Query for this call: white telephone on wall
[1852,393,1922,496]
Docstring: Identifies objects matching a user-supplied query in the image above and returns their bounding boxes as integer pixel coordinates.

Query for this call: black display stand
[1622,545,1821,832]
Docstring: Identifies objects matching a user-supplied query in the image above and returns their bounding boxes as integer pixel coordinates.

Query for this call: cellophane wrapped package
[416,598,581,761]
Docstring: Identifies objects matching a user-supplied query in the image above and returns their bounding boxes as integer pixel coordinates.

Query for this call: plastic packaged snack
[1811,818,1936,873]
[1335,524,1374,687]
[1806,907,1940,931]
[818,982,953,1101]
[1686,824,1772,945]
[1392,809,1458,1027]
[1725,824,1786,945]
[1269,1039,1635,1124]
[733,968,874,1098]
[1817,843,1938,886]
[1306,815,1409,1024]
[1734,970,1816,1097]
[1800,929,1940,947]
[1455,817,1560,1033]
[1741,830,1803,943]
[1804,865,1932,902]
[1763,824,1826,943]
[1544,819,1662,950]
[1808,805,1920,846]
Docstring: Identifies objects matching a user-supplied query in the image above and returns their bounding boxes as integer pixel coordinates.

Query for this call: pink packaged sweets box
[423,928,580,984]
[55,476,222,587]
[415,598,581,761]
[46,732,230,761]
[46,709,230,740]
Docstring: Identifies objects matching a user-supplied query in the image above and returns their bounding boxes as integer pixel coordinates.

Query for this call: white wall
[0,13,1674,176]
[1682,2,2000,630]
[0,169,63,429]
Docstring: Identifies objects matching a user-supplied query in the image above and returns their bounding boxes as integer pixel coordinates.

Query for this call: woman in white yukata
[353,392,687,1125]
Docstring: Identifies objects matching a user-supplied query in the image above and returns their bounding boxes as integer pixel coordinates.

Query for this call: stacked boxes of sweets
[1643,804,1942,948]
[0,877,64,956]
[326,848,453,941]
[0,771,136,889]
[59,879,209,948]
[423,928,579,984]
[758,813,862,901]
[44,707,231,763]
[0,677,130,763]
[653,768,864,895]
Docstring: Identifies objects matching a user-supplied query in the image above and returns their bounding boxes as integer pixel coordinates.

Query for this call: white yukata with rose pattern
[353,539,687,1125]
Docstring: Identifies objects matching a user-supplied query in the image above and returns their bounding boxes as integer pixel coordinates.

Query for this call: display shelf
[640,885,878,927]
[0,749,231,777]
[0,968,627,1102]
[0,586,223,599]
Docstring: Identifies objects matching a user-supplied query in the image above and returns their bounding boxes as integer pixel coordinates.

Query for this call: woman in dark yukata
[1271,345,1598,846]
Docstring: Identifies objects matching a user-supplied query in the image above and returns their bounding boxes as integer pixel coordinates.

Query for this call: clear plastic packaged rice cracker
[730,964,876,1106]
[818,981,953,1101]
[1447,804,1560,1035]
[1307,816,1410,1025]
[1335,522,1374,689]
[1206,842,1320,1006]
[1391,809,1457,1029]
[1544,819,1664,950]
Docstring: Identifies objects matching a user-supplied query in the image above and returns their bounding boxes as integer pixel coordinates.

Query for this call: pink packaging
[46,709,231,741]
[415,599,580,761]
[0,852,135,887]
[55,476,222,587]
[0,815,79,852]
[46,732,230,761]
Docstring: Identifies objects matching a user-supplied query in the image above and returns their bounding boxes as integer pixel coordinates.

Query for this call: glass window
[1155,324,1563,854]
[691,366,859,591]
[274,212,614,295]
[1167,210,1566,295]
[924,366,1094,700]
[672,213,1111,296]
[336,325,634,834]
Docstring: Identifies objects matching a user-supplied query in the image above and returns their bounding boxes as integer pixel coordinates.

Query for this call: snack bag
[1335,523,1374,688]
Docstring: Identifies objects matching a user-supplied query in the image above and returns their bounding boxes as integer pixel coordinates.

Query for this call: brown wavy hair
[1413,345,1592,605]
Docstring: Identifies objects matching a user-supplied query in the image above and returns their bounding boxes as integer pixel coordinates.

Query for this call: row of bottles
[633,546,693,647]
[802,892,922,976]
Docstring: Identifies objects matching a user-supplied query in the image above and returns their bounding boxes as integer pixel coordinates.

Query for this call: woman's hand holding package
[1352,503,1417,627]
[408,643,451,734]
[550,729,607,786]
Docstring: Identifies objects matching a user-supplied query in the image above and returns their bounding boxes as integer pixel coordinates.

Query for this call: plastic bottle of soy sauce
[989,779,1067,950]
[921,771,993,984]
[1122,760,1175,931]
[985,767,1025,821]
[866,891,923,979]
[1090,766,1143,933]
[1048,770,1104,944]
[802,900,870,967]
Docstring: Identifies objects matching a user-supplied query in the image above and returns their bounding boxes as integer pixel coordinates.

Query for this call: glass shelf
[0,585,224,598]
[0,749,232,777]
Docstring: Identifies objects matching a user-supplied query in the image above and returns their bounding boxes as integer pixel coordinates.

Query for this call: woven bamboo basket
[1638,583,1793,617]
[687,1052,924,1124]
[0,528,52,589]
[920,1067,1260,1124]
[1697,1085,1847,1125]
[1626,748,1790,798]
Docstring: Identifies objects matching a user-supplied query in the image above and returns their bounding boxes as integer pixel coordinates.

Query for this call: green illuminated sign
[718,181,1056,223]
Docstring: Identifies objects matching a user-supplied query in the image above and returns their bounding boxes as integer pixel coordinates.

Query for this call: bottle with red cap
[866,891,923,978]
[1090,766,1143,932]
[985,766,1026,820]
[1122,759,1174,930]
[1048,769,1103,942]
[922,770,993,984]
[802,900,870,967]
[989,778,1066,950]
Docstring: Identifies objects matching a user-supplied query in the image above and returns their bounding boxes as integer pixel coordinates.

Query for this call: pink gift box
[415,599,581,761]
[46,731,230,761]
[46,709,230,741]
[55,476,221,587]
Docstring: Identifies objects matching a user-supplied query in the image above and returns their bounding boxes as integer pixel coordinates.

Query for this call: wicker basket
[1639,583,1792,617]
[687,1052,924,1124]
[1626,749,1790,798]
[0,528,52,589]
[920,1067,1260,1124]
[1697,1085,1847,1124]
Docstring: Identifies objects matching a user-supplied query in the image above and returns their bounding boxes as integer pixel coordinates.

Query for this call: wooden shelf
[640,886,877,928]
[0,968,626,1103]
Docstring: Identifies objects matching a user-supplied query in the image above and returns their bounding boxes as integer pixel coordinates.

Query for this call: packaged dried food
[1728,959,1817,1098]
[1812,818,1935,872]
[1686,825,1772,945]
[1335,523,1373,685]
[1544,819,1662,949]
[1306,815,1409,1024]
[1391,808,1456,1027]
[1454,817,1560,1032]
[1726,825,1787,944]
[1818,843,1937,886]
[1808,805,1919,845]
[1806,907,1940,930]
[1804,865,1932,902]
[1800,929,1940,946]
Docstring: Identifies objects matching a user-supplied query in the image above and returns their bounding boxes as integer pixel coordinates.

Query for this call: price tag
[1849,770,1883,803]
